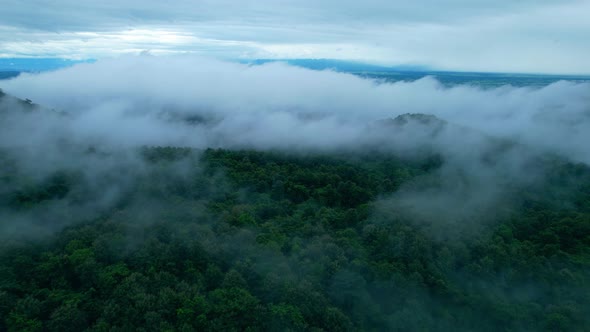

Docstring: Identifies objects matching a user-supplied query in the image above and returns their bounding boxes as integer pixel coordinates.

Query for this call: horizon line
[0,57,589,78]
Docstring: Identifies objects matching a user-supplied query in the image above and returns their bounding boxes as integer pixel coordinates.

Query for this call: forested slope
[1,146,589,331]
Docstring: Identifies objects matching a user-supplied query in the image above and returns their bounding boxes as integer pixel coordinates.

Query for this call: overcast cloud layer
[1,0,590,74]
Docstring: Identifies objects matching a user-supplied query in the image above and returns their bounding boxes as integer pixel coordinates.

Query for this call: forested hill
[0,88,41,111]
[0,92,589,331]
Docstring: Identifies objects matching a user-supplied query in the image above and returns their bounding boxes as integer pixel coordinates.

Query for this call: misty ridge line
[0,58,586,182]
[1,56,589,192]
[0,55,589,237]
[0,55,589,159]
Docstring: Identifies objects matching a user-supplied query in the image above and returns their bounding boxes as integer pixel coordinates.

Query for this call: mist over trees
[0,57,589,331]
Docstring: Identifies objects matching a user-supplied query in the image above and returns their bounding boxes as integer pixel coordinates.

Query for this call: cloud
[1,1,590,73]
[0,0,570,31]
[1,55,589,160]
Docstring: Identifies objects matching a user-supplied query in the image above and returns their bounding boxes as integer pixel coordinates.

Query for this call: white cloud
[2,55,589,161]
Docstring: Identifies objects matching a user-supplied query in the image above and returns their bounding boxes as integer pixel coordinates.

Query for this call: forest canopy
[0,143,589,331]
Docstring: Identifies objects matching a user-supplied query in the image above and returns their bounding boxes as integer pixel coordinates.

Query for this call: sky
[0,0,589,74]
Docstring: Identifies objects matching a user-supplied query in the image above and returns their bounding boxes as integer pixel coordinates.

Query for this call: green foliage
[0,147,589,331]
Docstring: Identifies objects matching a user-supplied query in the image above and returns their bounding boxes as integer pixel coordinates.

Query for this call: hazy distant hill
[3,57,589,87]
[0,71,20,80]
[0,88,41,111]
[244,59,590,87]
[243,58,429,72]
[0,58,93,72]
